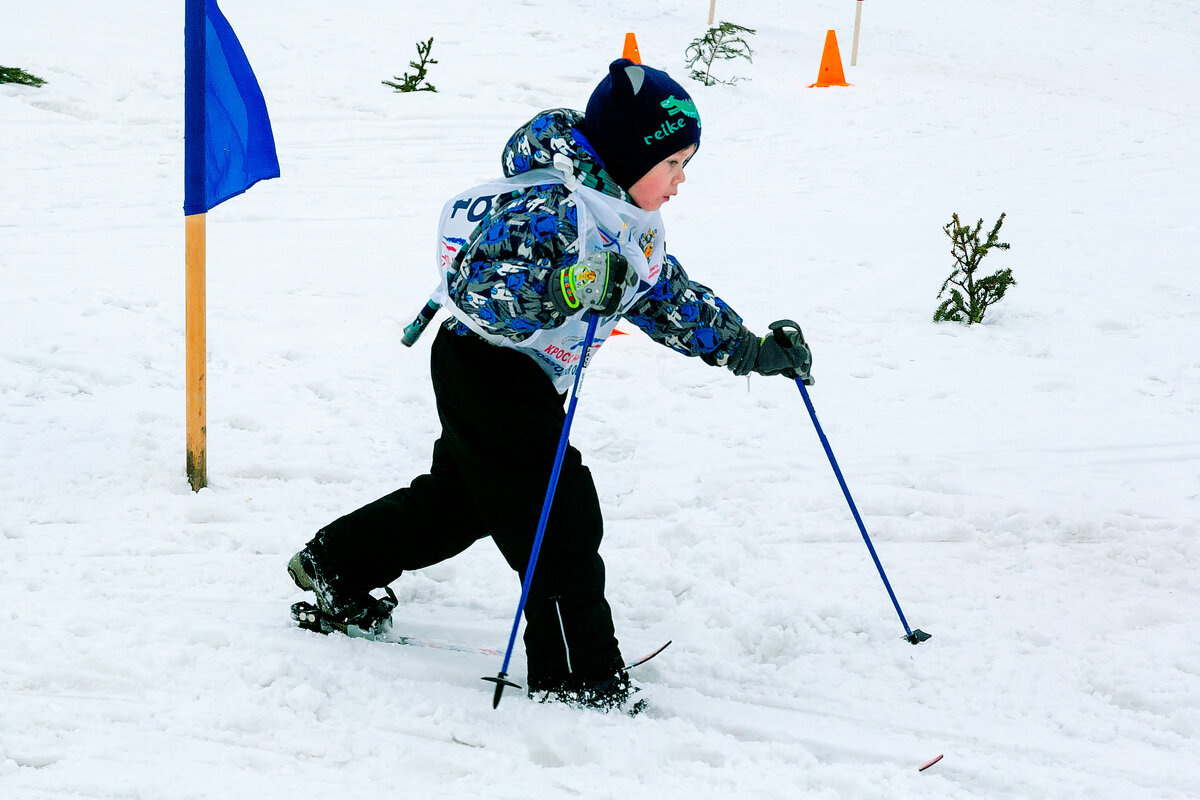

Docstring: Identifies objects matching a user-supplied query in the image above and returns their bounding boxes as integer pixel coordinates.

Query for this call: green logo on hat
[660,96,700,127]
[641,95,700,146]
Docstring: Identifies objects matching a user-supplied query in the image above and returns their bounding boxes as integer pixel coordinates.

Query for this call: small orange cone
[622,32,642,64]
[808,30,851,88]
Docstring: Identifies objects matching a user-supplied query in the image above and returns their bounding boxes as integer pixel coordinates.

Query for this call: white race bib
[429,169,666,391]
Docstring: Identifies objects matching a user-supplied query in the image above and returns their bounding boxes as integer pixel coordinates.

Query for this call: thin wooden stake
[851,0,864,66]
[185,212,207,491]
[707,0,716,26]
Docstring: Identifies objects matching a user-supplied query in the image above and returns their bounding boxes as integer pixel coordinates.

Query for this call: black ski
[291,600,503,657]
[625,639,672,670]
[291,600,670,671]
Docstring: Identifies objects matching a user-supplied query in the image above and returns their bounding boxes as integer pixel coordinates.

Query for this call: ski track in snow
[3,1,1199,797]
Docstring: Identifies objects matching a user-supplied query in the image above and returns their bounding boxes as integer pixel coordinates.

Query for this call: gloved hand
[754,319,815,384]
[549,251,636,316]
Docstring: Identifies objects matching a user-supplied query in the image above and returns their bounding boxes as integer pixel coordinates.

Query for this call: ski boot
[288,547,396,638]
[528,667,645,716]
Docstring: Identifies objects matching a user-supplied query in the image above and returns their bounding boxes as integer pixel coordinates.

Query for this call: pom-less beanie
[581,59,701,191]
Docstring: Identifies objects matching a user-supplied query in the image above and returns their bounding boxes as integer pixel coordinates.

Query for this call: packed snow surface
[3,1,1198,797]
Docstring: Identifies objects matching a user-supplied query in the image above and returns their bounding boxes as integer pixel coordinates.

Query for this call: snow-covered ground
[3,1,1198,797]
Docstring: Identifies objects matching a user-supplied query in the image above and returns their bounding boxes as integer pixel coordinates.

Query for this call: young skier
[288,58,814,711]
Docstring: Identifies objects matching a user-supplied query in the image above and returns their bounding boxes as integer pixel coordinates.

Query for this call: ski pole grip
[768,319,805,381]
[401,300,442,347]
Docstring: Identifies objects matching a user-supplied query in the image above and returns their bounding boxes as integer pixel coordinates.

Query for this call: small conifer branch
[0,66,47,87]
[933,212,1015,324]
[383,37,438,93]
[685,22,756,86]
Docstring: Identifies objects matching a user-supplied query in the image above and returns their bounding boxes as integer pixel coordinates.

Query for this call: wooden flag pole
[707,0,716,26]
[184,0,207,492]
[851,0,864,66]
[185,212,207,490]
[183,0,278,492]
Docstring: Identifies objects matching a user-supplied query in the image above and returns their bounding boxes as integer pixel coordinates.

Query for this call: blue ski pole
[769,321,930,645]
[484,312,602,707]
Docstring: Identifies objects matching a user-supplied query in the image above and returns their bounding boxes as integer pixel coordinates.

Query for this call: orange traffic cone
[622,32,642,64]
[808,30,851,88]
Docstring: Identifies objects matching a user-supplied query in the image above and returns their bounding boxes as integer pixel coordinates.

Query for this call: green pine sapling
[934,212,1016,325]
[1,66,47,87]
[685,22,756,86]
[383,37,438,93]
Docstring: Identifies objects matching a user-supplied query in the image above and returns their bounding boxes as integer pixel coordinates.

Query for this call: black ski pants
[313,326,622,687]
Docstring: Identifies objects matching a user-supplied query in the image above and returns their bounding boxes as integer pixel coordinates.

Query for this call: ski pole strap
[769,319,805,381]
[558,268,583,310]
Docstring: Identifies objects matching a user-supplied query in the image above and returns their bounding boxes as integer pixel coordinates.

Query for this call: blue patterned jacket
[444,108,754,372]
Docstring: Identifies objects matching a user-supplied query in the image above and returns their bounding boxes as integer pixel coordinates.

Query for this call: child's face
[628,144,697,211]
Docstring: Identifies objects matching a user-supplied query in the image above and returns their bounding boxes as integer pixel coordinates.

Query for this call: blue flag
[184,0,280,214]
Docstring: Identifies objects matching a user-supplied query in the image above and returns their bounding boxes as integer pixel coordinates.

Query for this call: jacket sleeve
[445,185,578,342]
[623,253,757,372]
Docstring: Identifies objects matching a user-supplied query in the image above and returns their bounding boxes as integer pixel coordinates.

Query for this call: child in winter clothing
[288,59,814,711]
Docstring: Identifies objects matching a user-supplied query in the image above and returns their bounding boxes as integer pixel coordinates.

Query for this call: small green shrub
[383,37,437,93]
[685,22,756,86]
[934,212,1016,325]
[1,66,47,87]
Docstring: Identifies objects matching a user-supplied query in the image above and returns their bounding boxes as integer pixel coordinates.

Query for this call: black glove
[754,319,814,384]
[549,252,636,316]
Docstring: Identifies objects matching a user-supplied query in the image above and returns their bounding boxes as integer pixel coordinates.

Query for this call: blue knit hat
[581,59,701,191]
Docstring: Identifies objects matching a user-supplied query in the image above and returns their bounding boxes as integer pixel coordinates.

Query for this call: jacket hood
[501,108,629,202]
